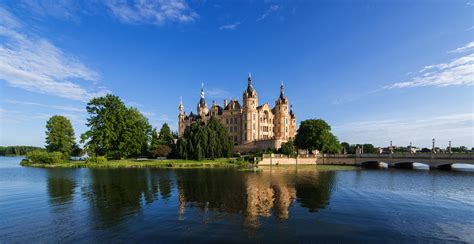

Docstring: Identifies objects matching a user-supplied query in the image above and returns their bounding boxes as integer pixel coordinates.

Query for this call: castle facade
[178,74,296,152]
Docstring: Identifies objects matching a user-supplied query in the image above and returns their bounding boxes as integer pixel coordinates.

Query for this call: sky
[0,0,473,148]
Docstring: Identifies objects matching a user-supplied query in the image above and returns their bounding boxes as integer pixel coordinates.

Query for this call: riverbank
[20,158,247,169]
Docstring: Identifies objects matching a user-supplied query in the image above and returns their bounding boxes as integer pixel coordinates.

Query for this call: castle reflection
[175,167,336,228]
[46,167,335,229]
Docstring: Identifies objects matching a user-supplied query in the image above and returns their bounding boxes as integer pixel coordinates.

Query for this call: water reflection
[82,169,160,228]
[47,168,336,230]
[2,154,470,242]
[175,168,335,229]
[47,170,77,206]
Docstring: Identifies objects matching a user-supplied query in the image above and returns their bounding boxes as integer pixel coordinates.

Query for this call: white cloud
[385,48,474,89]
[20,0,80,21]
[256,5,280,22]
[0,7,109,101]
[219,22,240,30]
[5,99,84,112]
[333,113,474,148]
[105,0,198,25]
[448,41,474,53]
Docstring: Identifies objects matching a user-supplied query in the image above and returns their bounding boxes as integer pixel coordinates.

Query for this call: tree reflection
[78,167,335,229]
[295,171,336,212]
[47,170,77,206]
[83,169,161,228]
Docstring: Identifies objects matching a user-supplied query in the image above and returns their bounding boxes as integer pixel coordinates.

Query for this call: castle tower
[178,96,186,136]
[197,83,209,119]
[274,81,290,140]
[242,73,259,143]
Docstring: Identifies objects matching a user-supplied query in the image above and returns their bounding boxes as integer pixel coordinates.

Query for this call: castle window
[226,118,229,124]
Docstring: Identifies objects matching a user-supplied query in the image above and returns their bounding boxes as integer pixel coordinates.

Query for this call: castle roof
[276,81,288,104]
[211,103,224,115]
[224,99,241,110]
[244,73,257,98]
[198,84,207,108]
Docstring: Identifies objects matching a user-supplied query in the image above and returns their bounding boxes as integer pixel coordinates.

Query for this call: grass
[21,158,356,172]
[20,158,247,169]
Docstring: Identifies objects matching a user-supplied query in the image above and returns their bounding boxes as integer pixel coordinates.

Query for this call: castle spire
[201,83,205,98]
[279,80,285,99]
[179,96,184,113]
[248,72,252,86]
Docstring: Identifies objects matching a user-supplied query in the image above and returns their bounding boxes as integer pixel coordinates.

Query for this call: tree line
[0,146,43,156]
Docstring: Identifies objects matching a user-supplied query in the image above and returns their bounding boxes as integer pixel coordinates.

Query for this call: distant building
[178,73,297,153]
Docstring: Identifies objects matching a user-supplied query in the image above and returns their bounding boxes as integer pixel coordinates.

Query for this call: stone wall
[234,139,286,154]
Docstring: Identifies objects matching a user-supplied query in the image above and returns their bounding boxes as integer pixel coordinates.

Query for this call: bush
[26,150,64,164]
[149,144,172,159]
[86,156,107,164]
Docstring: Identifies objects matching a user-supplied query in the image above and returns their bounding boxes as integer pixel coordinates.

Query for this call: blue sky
[0,0,473,148]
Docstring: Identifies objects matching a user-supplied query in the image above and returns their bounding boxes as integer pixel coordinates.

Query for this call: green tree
[71,143,83,157]
[121,107,152,157]
[150,128,160,148]
[295,119,342,154]
[280,140,296,157]
[158,123,173,145]
[81,94,151,159]
[362,144,377,154]
[177,117,233,160]
[45,115,76,158]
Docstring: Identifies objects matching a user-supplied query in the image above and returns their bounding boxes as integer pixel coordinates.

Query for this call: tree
[177,117,233,160]
[45,115,76,158]
[280,140,296,157]
[158,123,173,145]
[295,119,342,154]
[71,143,83,157]
[121,107,152,157]
[150,128,160,149]
[81,94,151,159]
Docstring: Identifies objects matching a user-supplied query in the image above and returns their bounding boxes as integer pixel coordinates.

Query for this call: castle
[178,74,296,153]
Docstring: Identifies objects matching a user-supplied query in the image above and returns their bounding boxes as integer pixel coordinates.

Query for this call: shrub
[86,156,107,164]
[149,144,172,158]
[26,150,64,164]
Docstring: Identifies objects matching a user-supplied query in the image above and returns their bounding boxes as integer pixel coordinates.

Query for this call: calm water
[0,157,473,243]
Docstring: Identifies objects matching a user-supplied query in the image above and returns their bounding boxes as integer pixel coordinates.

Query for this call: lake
[0,156,473,243]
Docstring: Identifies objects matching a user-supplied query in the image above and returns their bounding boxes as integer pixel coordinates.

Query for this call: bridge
[259,153,474,170]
